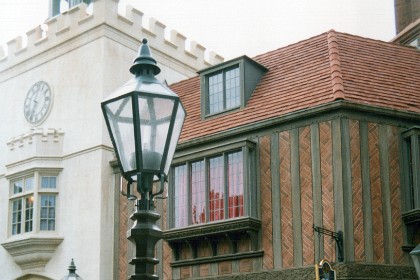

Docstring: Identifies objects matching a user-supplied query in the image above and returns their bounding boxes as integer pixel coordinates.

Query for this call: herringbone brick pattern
[163,242,172,279]
[119,189,129,280]
[388,126,405,264]
[260,135,274,269]
[279,131,294,268]
[350,120,365,262]
[368,122,384,264]
[319,121,335,261]
[299,126,314,265]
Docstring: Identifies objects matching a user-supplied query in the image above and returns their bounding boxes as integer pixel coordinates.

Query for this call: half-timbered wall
[117,116,416,279]
[257,119,406,271]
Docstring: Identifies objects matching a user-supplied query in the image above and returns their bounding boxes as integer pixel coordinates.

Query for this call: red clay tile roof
[170,30,420,143]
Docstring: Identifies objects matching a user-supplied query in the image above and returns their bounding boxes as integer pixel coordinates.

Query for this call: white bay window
[8,171,59,236]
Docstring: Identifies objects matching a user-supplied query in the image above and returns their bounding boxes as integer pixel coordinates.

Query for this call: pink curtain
[228,152,243,218]
[209,156,224,221]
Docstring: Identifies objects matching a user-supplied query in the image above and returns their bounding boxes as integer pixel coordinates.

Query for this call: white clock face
[24,81,53,125]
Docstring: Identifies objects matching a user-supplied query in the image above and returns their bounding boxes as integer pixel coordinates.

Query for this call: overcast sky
[0,0,396,60]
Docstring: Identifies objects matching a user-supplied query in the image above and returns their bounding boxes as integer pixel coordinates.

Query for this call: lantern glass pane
[164,103,186,174]
[138,96,175,172]
[105,96,135,173]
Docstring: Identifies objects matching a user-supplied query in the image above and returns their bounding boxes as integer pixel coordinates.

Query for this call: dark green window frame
[167,140,258,230]
[402,127,420,248]
[198,56,268,119]
[206,66,241,115]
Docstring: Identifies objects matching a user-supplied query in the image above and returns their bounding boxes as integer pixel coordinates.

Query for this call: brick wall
[279,130,294,268]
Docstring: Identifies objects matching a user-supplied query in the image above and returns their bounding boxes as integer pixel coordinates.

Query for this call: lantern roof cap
[61,259,83,280]
[68,259,76,272]
[130,38,161,76]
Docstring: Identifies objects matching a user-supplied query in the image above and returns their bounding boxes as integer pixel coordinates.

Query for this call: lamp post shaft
[128,206,162,280]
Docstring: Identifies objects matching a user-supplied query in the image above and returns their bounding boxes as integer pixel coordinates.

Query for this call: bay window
[168,141,256,229]
[173,151,243,227]
[164,141,261,265]
[9,171,59,236]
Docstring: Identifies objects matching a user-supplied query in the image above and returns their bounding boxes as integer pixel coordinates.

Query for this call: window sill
[163,216,261,265]
[204,106,241,119]
[163,216,260,241]
[1,236,63,271]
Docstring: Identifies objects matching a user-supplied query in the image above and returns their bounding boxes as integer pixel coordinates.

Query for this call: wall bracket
[313,224,344,262]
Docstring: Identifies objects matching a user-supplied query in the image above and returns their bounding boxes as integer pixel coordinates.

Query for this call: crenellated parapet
[6,128,64,169]
[7,128,64,150]
[0,0,223,74]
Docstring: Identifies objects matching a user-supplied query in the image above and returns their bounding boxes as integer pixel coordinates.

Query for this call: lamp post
[101,38,186,280]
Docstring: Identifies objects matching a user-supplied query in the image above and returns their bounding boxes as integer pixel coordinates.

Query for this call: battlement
[6,128,65,173]
[7,128,64,151]
[0,0,223,73]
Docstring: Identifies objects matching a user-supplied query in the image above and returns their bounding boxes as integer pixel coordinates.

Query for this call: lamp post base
[127,208,162,280]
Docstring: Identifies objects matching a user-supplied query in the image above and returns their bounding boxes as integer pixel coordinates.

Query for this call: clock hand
[29,99,39,117]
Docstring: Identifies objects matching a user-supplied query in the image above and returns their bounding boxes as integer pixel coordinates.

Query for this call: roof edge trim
[177,100,420,149]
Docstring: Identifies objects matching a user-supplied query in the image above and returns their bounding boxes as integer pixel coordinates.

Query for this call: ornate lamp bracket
[313,224,344,262]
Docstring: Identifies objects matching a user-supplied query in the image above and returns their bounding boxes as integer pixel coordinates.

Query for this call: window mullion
[223,70,227,110]
[33,172,40,233]
[21,197,26,233]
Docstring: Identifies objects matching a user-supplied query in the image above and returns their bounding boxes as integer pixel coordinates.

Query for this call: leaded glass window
[170,143,255,229]
[207,66,240,115]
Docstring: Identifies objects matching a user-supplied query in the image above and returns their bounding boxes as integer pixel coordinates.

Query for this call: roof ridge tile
[327,30,345,100]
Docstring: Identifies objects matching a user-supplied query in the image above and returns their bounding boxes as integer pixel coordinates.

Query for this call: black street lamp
[101,38,186,280]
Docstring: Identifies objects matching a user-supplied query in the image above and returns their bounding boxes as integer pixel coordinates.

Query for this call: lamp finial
[130,38,161,75]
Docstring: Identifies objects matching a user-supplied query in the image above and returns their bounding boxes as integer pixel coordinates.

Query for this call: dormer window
[199,56,267,118]
[208,66,240,114]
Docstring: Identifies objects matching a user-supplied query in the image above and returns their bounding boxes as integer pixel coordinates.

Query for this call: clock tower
[0,1,223,279]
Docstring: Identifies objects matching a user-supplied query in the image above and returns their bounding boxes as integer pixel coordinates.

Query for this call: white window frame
[7,169,60,238]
